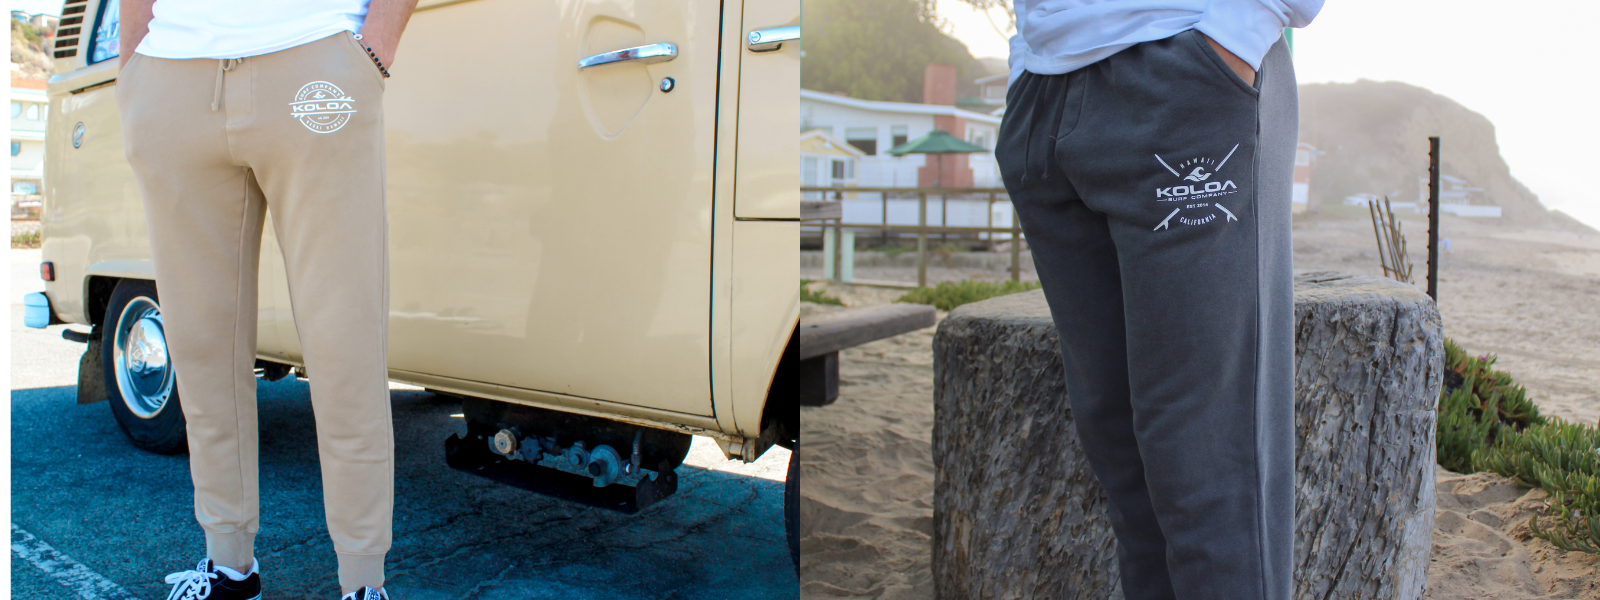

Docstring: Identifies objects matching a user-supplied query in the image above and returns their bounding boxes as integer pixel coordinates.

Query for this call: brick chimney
[923,64,957,106]
[918,63,974,188]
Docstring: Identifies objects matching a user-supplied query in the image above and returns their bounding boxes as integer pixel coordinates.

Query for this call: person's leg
[1058,31,1298,599]
[224,32,394,592]
[996,70,1177,600]
[116,52,267,575]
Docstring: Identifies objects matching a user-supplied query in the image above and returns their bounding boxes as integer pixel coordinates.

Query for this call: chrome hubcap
[113,297,174,418]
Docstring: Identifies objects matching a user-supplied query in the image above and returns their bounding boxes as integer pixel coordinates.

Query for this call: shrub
[800,279,843,306]
[895,279,1040,312]
[1435,339,1543,472]
[12,231,41,249]
[1479,419,1600,553]
[1435,337,1600,554]
[879,244,914,258]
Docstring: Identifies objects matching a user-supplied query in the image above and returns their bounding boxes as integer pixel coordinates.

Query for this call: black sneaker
[342,586,389,600]
[162,558,261,600]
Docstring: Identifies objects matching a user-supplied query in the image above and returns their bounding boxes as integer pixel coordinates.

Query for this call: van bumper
[23,292,55,328]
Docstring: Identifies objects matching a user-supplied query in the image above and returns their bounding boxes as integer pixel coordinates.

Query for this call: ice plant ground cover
[1437,338,1600,554]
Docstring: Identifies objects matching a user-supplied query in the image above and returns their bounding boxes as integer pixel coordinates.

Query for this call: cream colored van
[31,0,799,559]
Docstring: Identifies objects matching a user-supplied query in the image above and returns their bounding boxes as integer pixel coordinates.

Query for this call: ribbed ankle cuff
[204,529,256,574]
[337,552,386,592]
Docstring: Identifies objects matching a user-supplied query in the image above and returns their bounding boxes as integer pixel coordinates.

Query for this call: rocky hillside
[11,18,56,80]
[1299,80,1589,231]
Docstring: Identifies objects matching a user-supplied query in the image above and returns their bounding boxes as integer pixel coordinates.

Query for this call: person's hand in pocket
[1200,33,1255,87]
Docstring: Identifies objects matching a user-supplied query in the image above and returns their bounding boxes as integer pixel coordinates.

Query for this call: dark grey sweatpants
[996,30,1297,600]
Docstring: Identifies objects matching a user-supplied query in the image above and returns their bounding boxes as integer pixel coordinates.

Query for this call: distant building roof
[800,129,867,159]
[12,76,47,91]
[800,89,1002,126]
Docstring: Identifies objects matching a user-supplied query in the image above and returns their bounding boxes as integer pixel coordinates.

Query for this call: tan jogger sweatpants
[115,32,393,591]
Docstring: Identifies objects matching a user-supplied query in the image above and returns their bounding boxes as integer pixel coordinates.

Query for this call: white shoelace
[341,587,387,600]
[163,560,219,600]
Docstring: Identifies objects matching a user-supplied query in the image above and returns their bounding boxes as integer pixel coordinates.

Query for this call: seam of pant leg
[1250,84,1270,600]
[231,169,253,537]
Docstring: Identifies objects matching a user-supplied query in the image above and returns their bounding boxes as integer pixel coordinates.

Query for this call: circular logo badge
[289,81,357,134]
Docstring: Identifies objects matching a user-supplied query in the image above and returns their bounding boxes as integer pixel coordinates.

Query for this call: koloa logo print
[290,81,356,134]
[1153,143,1242,231]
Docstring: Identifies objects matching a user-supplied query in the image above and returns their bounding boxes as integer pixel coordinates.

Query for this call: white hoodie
[1008,0,1323,85]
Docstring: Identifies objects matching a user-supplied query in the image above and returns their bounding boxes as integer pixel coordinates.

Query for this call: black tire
[103,279,188,454]
[786,445,800,572]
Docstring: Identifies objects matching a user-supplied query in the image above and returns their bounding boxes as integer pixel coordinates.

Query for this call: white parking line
[11,525,142,600]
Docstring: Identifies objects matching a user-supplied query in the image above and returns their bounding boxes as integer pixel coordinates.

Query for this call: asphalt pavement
[10,250,797,600]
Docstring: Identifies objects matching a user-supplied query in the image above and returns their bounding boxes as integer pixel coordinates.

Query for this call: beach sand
[799,214,1600,599]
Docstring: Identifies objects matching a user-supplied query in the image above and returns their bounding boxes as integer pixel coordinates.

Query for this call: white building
[800,86,1014,241]
[1417,174,1501,218]
[800,89,1003,188]
[800,129,864,197]
[11,76,49,218]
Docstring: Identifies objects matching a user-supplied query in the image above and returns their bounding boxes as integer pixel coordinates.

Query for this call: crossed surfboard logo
[1152,143,1242,231]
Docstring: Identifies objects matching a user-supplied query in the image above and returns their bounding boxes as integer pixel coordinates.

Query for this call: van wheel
[103,279,187,454]
[786,446,799,572]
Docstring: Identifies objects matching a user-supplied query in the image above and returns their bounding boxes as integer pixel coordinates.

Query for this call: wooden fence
[800,187,1022,288]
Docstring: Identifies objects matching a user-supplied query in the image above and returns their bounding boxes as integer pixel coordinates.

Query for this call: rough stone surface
[932,272,1443,600]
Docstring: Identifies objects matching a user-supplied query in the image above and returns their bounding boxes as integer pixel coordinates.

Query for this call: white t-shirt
[135,0,371,60]
[1007,0,1323,85]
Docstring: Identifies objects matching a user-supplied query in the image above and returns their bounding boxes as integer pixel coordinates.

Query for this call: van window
[89,0,121,64]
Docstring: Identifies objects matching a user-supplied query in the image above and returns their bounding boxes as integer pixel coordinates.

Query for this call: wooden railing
[800,186,1022,288]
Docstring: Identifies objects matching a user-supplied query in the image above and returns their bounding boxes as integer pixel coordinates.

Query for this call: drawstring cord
[211,58,241,112]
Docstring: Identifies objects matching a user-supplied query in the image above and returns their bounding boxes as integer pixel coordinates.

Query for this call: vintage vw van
[29,0,800,559]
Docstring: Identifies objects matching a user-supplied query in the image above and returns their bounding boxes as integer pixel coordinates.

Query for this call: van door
[379,0,720,416]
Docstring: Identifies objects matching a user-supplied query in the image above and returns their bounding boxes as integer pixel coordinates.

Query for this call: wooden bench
[798,304,937,406]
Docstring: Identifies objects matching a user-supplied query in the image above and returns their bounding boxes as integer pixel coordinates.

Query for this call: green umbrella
[886,129,987,187]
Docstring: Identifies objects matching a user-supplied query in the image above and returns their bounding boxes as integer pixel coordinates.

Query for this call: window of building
[969,130,990,150]
[891,125,909,149]
[90,0,121,64]
[802,157,819,187]
[25,104,39,121]
[10,102,21,119]
[845,127,878,156]
[10,142,20,156]
[1295,150,1311,166]
[831,158,854,181]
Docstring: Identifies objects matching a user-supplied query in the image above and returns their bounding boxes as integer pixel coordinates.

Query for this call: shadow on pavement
[10,379,796,600]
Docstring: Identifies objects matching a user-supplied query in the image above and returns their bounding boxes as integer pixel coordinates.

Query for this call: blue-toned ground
[10,250,796,600]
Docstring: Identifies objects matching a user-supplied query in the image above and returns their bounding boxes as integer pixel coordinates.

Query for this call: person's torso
[136,0,371,60]
[1008,0,1321,84]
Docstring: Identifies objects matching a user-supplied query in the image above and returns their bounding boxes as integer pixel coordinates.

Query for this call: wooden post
[1009,204,1021,282]
[882,192,890,247]
[1368,200,1391,279]
[1427,137,1440,301]
[986,192,996,252]
[940,194,949,244]
[918,192,928,288]
[933,274,1442,599]
[833,216,844,283]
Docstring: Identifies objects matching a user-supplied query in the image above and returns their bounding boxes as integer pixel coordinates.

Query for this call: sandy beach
[799,214,1600,599]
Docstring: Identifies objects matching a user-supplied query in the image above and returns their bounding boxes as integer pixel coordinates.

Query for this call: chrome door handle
[577,42,678,70]
[747,26,799,52]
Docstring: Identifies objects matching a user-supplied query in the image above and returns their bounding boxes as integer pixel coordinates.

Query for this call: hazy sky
[939,0,1600,231]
